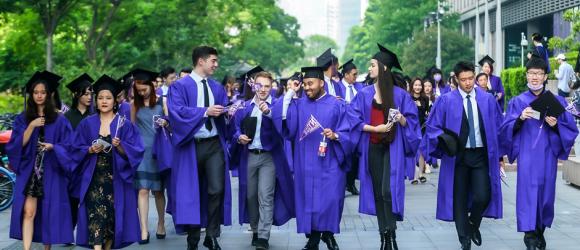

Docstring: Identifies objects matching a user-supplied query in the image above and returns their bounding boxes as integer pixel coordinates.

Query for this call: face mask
[433,74,442,82]
[527,82,543,91]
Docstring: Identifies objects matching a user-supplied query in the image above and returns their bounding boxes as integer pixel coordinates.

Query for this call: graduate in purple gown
[317,48,343,98]
[7,71,74,249]
[271,66,354,250]
[422,61,504,250]
[337,59,364,196]
[230,71,295,249]
[117,73,133,118]
[348,44,421,250]
[428,66,451,97]
[71,74,144,250]
[531,33,551,73]
[499,57,578,250]
[478,55,506,110]
[167,46,232,250]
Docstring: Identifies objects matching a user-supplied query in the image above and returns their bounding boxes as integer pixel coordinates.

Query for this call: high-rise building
[448,0,580,71]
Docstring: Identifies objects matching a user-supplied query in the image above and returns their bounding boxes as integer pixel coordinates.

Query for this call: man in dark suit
[421,61,504,250]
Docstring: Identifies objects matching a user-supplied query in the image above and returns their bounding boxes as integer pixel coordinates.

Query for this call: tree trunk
[46,32,54,71]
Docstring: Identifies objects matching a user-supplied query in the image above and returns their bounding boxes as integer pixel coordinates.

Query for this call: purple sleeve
[5,114,31,175]
[271,98,298,140]
[114,122,145,183]
[422,97,447,159]
[499,98,524,163]
[51,116,76,172]
[548,97,579,160]
[332,102,356,169]
[167,83,209,146]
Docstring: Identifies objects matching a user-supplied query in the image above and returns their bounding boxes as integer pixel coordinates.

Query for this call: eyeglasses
[526,72,546,77]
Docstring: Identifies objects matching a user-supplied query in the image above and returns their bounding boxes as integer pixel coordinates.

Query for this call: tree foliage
[548,8,580,52]
[343,0,465,77]
[0,0,303,96]
[401,26,473,78]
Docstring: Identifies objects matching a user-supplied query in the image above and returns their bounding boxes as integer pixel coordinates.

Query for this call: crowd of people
[5,37,580,250]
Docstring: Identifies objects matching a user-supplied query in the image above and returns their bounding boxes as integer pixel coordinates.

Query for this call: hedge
[500,67,527,109]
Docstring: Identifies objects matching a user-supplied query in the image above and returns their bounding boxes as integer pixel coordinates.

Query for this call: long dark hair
[376,60,396,143]
[131,79,157,121]
[25,81,58,124]
[408,77,424,96]
[71,86,91,110]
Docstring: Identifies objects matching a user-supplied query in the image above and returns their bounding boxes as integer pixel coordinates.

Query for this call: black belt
[249,149,269,154]
[465,147,485,151]
[195,136,219,143]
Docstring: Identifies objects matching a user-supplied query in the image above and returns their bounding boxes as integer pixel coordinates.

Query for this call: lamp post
[426,1,445,69]
[520,32,528,67]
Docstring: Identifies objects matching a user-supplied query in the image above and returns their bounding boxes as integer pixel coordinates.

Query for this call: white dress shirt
[190,71,218,138]
[342,79,357,103]
[324,75,337,96]
[248,95,272,150]
[458,88,483,148]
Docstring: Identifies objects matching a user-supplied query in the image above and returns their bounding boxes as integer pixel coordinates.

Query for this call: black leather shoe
[469,221,482,246]
[524,232,538,250]
[156,232,166,239]
[255,238,269,250]
[187,242,198,250]
[138,233,150,245]
[203,237,222,250]
[251,233,258,246]
[321,233,339,250]
[535,227,546,250]
[346,184,359,195]
[301,242,319,250]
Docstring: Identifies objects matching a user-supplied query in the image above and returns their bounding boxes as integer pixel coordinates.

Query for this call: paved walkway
[2,168,580,250]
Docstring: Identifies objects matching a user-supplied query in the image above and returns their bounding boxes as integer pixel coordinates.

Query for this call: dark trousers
[558,89,570,98]
[368,143,397,233]
[188,137,225,242]
[453,148,491,244]
[70,196,79,227]
[346,155,359,187]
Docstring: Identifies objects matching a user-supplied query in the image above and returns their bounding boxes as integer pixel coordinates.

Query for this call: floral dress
[86,135,115,246]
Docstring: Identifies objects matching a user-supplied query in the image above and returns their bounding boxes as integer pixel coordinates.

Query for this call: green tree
[549,8,580,52]
[401,26,473,78]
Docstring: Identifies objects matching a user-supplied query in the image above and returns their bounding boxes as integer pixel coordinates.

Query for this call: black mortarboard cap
[478,55,495,66]
[25,70,62,93]
[437,128,459,157]
[240,66,264,82]
[301,66,325,80]
[526,56,548,72]
[316,48,337,69]
[128,68,158,82]
[532,33,543,42]
[530,91,565,119]
[373,43,402,71]
[339,59,357,74]
[66,73,94,93]
[93,74,123,96]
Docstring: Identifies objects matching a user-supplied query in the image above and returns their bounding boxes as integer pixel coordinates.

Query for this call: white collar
[458,87,476,99]
[189,70,205,84]
[251,95,272,105]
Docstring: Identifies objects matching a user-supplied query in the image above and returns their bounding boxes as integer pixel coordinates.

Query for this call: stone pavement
[1,168,580,250]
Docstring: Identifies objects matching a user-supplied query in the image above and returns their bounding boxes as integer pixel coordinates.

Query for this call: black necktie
[202,79,213,131]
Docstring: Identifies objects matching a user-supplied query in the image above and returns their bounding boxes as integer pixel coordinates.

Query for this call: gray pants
[247,152,276,240]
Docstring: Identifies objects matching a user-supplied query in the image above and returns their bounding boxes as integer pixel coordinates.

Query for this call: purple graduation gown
[7,114,74,244]
[435,83,451,97]
[230,99,295,225]
[489,74,505,111]
[167,76,232,228]
[324,79,344,98]
[118,101,131,119]
[421,88,503,221]
[348,86,422,218]
[271,93,354,233]
[71,114,144,248]
[499,90,578,232]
